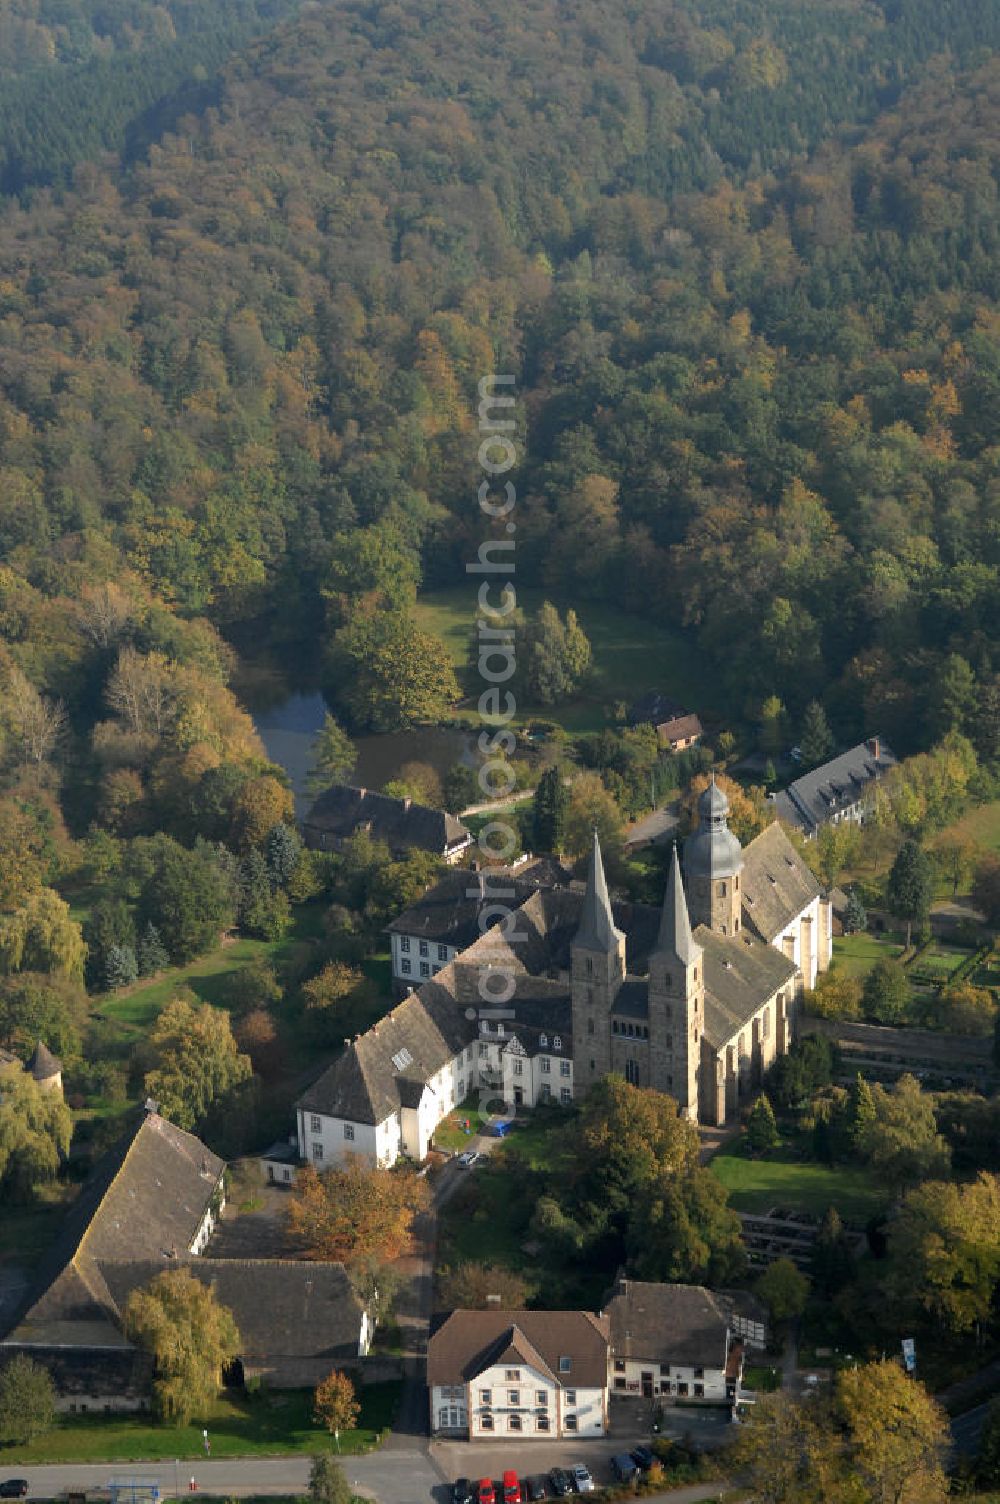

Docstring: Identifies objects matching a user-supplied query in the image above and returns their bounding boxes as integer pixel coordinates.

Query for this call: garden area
[414,586,715,733]
[710,1141,891,1224]
[6,1381,402,1464]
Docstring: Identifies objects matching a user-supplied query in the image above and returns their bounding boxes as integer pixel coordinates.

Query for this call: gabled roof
[773,738,896,833]
[657,713,703,743]
[4,1113,223,1343]
[385,862,573,946]
[297,969,472,1125]
[427,1310,610,1390]
[603,1278,729,1369]
[302,784,470,854]
[98,1259,364,1365]
[740,822,822,942]
[698,927,797,1050]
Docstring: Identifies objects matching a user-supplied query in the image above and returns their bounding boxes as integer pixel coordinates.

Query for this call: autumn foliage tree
[286,1158,430,1264]
[313,1370,361,1439]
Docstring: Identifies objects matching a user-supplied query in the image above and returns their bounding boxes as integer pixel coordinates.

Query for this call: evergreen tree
[137,922,169,977]
[846,1074,877,1157]
[886,839,935,946]
[266,821,301,888]
[442,762,478,814]
[745,1094,780,1152]
[812,1206,856,1297]
[844,888,867,933]
[104,943,138,990]
[862,957,911,1023]
[800,701,834,766]
[532,765,568,853]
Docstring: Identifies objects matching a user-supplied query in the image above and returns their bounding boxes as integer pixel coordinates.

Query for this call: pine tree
[745,1094,780,1153]
[532,765,568,854]
[104,943,138,990]
[800,701,834,766]
[844,889,867,934]
[137,922,169,977]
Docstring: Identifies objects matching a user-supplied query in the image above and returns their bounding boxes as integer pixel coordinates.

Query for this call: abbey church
[293,783,832,1168]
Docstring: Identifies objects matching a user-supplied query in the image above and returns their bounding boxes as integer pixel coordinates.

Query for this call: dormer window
[553,1036,562,1050]
[540,1033,548,1047]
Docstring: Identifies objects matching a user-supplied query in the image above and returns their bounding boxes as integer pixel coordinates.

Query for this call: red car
[503,1471,522,1504]
[477,1480,496,1504]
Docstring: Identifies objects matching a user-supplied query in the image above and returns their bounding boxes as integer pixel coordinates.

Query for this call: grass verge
[9,1382,401,1464]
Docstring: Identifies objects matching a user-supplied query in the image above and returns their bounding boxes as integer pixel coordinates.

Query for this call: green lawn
[831,933,904,979]
[414,587,715,732]
[91,903,328,1040]
[909,943,971,983]
[711,1144,891,1223]
[9,1383,401,1464]
[433,1095,482,1150]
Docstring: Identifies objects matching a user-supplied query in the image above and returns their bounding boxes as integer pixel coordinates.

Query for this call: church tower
[684,776,743,936]
[571,830,626,1093]
[647,845,703,1120]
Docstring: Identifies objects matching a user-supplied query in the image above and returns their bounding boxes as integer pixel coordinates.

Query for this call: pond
[250,690,473,811]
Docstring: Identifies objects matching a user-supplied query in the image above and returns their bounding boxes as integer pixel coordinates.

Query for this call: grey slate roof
[611,978,649,1021]
[654,846,700,966]
[772,738,896,834]
[302,784,471,856]
[574,831,622,954]
[99,1259,364,1367]
[684,777,744,881]
[602,1279,729,1369]
[5,1113,224,1344]
[428,1310,610,1390]
[385,867,565,949]
[740,823,822,942]
[297,973,472,1126]
[698,927,797,1050]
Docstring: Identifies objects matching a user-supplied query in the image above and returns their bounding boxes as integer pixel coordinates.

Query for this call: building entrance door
[641,1372,653,1398]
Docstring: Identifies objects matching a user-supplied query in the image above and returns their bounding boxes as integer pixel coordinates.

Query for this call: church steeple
[570,829,626,1092]
[574,828,618,954]
[656,844,699,965]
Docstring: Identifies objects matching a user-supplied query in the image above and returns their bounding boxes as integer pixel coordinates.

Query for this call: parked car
[456,1150,481,1168]
[0,1485,28,1500]
[453,1479,475,1504]
[630,1445,655,1472]
[610,1454,637,1483]
[477,1480,496,1504]
[571,1465,594,1494]
[502,1470,522,1504]
[526,1477,549,1501]
[548,1468,573,1497]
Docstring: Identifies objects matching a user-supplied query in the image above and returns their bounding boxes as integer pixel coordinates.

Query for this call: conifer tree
[847,1073,877,1157]
[532,765,568,854]
[745,1094,780,1152]
[137,922,169,977]
[800,701,834,766]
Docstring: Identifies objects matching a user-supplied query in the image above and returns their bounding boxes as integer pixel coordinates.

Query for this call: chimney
[868,736,880,761]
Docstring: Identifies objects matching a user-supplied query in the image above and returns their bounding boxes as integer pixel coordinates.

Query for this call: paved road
[10,1455,730,1503]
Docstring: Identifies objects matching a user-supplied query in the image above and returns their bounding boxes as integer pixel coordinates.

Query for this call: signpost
[902,1338,916,1374]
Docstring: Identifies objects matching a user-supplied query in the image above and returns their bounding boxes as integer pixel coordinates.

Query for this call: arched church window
[663,971,672,988]
[586,956,593,976]
[625,1059,639,1086]
[720,882,726,896]
[587,1017,595,1035]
